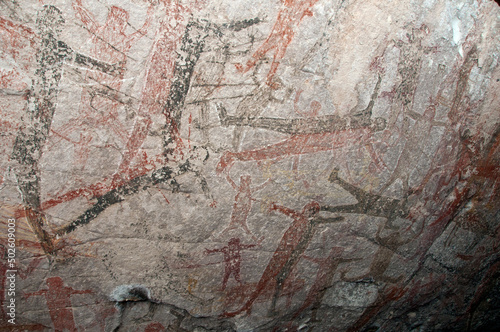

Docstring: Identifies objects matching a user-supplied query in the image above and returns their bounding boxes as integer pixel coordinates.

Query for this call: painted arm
[126,5,154,44]
[73,0,100,34]
[24,289,47,298]
[364,141,387,171]
[225,174,238,190]
[294,91,304,115]
[314,216,344,224]
[252,178,271,192]
[241,244,257,250]
[18,257,43,279]
[0,16,38,44]
[70,288,93,295]
[71,50,125,77]
[269,203,298,218]
[301,254,323,264]
[205,247,223,255]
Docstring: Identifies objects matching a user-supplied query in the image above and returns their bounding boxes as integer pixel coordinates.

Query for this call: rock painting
[0,0,499,331]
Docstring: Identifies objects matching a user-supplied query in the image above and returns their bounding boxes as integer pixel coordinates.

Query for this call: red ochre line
[39,163,155,212]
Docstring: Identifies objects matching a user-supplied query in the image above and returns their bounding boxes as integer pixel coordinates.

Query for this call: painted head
[371,117,387,132]
[228,238,241,249]
[302,201,320,217]
[107,6,129,32]
[46,276,64,289]
[37,5,65,35]
[423,105,436,120]
[309,100,322,117]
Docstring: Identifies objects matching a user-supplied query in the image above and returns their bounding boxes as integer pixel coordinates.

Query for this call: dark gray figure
[11,5,124,254]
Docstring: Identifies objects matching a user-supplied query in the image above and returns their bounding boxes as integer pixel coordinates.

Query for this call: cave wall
[1,0,499,331]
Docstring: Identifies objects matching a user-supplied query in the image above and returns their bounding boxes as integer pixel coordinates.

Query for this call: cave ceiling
[0,0,500,331]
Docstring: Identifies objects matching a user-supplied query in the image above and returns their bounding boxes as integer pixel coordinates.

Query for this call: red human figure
[216,77,385,174]
[49,1,153,173]
[205,238,256,291]
[410,46,482,262]
[218,174,270,241]
[235,0,320,87]
[0,16,39,183]
[294,89,321,118]
[378,103,445,195]
[292,247,357,321]
[73,0,152,64]
[0,246,42,317]
[385,24,436,129]
[114,0,191,179]
[0,16,37,91]
[216,125,384,175]
[25,277,92,332]
[416,45,479,193]
[222,201,343,317]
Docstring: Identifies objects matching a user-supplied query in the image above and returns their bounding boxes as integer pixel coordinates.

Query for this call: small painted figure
[217,174,270,241]
[25,276,92,332]
[235,0,321,87]
[205,238,256,291]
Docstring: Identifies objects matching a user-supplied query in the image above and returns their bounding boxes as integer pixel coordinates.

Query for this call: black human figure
[11,5,124,254]
[323,169,423,284]
[217,76,385,136]
[322,168,409,223]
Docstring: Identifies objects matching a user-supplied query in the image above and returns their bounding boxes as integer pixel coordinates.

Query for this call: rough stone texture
[0,0,499,331]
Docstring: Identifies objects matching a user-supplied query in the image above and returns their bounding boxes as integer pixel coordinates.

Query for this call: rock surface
[1,0,499,331]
